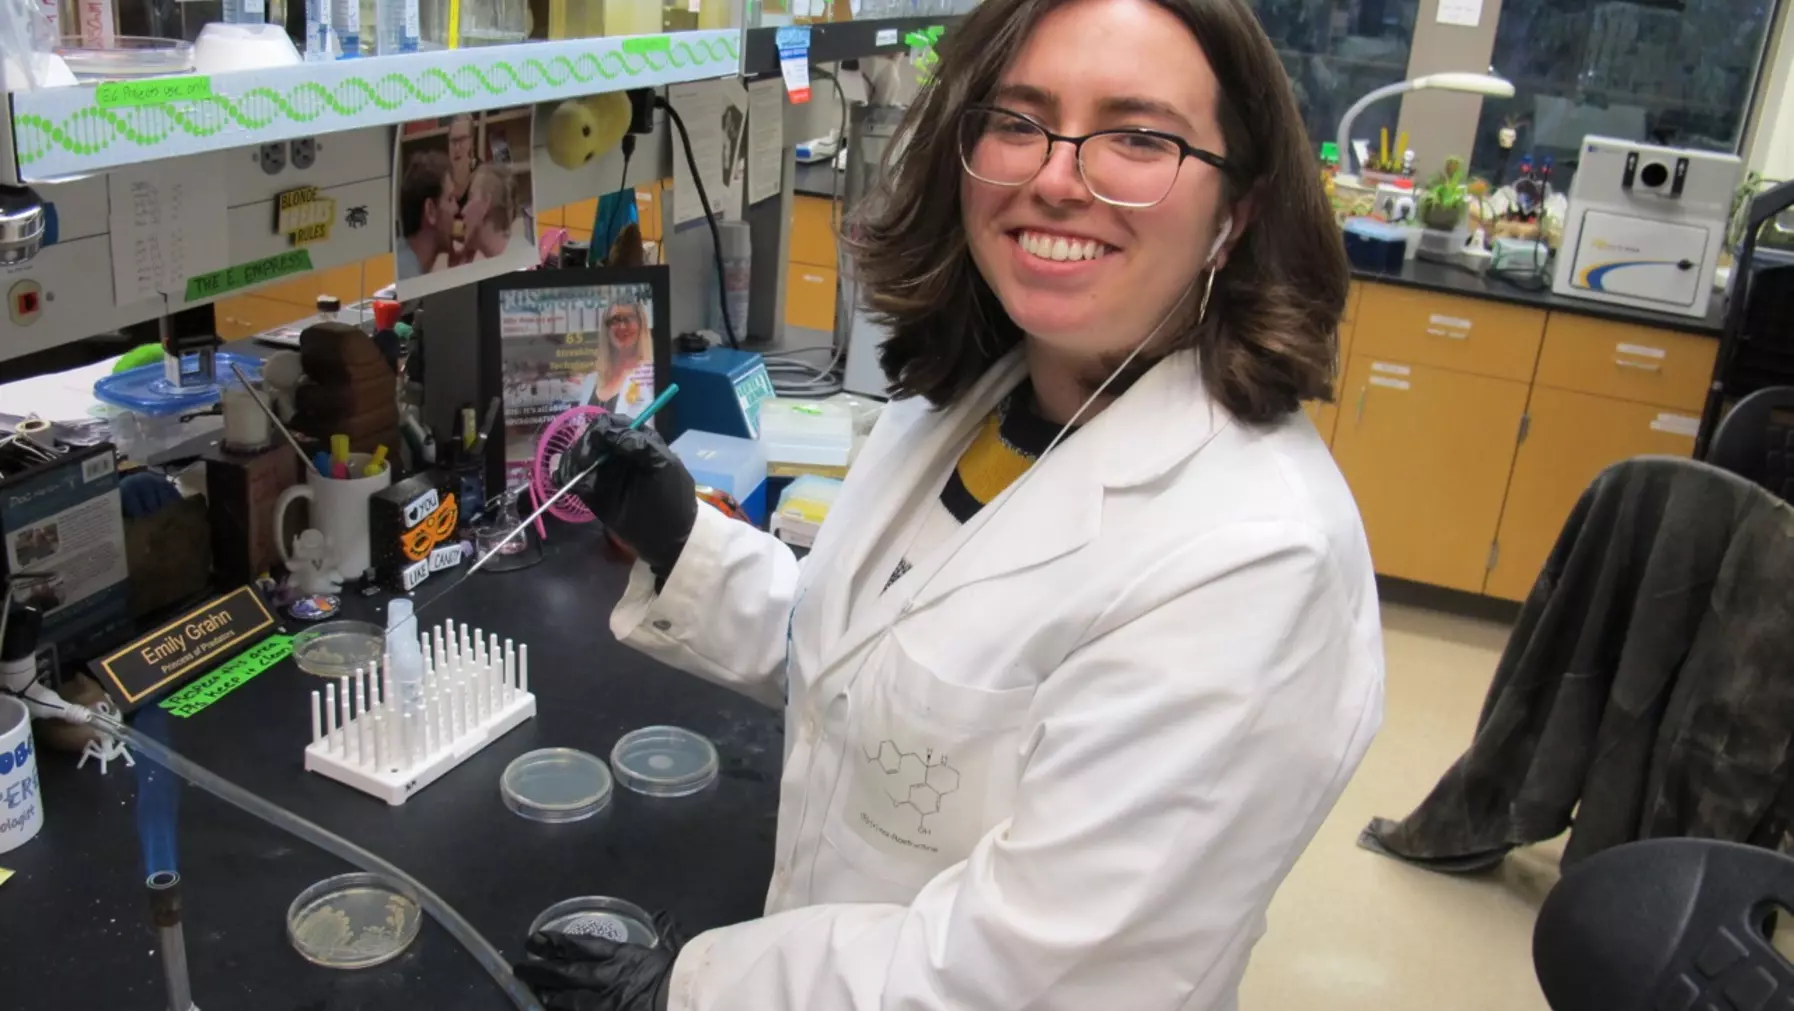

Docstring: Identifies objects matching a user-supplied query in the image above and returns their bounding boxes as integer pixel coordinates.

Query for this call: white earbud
[1205,216,1234,265]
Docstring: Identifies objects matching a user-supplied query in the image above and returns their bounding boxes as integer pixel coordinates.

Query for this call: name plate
[94,586,277,711]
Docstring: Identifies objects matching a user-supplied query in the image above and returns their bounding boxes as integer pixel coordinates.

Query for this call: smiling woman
[525,3,1381,1010]
[852,0,1348,426]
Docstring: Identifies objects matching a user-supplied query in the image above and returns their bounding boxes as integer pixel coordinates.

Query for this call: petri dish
[57,36,195,79]
[529,896,659,947]
[291,621,386,679]
[286,872,421,969]
[610,726,718,798]
[502,748,613,822]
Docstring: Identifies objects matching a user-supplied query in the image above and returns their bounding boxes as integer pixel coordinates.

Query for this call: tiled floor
[1241,597,1564,1011]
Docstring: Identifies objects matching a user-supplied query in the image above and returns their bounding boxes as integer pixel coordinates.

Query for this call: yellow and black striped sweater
[885,382,1065,591]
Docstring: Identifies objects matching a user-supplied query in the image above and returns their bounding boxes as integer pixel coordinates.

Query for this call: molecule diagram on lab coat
[863,741,961,832]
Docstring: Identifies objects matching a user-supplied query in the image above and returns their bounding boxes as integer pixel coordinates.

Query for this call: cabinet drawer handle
[1355,385,1367,424]
[1614,359,1663,372]
[1424,327,1468,340]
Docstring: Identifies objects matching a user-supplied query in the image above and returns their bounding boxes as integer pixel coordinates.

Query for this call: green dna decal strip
[17,36,737,165]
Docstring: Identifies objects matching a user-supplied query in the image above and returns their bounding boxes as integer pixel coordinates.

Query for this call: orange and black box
[370,471,461,593]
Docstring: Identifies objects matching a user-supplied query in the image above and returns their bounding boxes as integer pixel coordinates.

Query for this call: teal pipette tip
[628,383,679,430]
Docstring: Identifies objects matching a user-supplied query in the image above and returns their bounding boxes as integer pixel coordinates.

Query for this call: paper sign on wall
[108,153,229,305]
[1436,0,1482,26]
[275,186,338,247]
[777,25,812,104]
[747,78,785,207]
[668,79,746,226]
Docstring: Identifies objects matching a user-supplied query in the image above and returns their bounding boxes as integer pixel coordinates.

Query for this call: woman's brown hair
[847,0,1347,423]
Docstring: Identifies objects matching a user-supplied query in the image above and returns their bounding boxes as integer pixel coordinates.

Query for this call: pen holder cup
[274,455,392,579]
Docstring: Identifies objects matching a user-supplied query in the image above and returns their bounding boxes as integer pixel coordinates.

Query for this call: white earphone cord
[905,222,1224,604]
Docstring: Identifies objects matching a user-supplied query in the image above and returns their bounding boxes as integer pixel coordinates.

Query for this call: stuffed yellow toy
[545,92,632,170]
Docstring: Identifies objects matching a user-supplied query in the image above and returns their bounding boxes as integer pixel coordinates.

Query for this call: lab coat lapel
[813,351,1030,669]
[907,350,1228,611]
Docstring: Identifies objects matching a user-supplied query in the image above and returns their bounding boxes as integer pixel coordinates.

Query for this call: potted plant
[1419,156,1471,231]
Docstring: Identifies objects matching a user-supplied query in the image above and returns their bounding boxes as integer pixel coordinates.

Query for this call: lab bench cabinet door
[1331,356,1530,593]
[786,265,839,332]
[1483,386,1699,601]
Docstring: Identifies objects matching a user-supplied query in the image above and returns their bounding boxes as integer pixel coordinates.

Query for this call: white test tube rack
[303,620,535,805]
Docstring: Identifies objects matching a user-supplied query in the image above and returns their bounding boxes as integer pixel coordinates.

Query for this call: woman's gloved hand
[555,413,697,578]
[513,911,686,1011]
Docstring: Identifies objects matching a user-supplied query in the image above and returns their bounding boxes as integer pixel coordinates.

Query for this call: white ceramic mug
[0,696,43,855]
[274,454,392,578]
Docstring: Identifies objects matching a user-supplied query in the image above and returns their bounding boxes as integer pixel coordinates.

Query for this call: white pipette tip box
[304,621,534,805]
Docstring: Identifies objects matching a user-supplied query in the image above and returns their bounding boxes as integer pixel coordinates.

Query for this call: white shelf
[6,29,740,183]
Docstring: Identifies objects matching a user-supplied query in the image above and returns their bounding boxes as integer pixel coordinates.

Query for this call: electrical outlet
[258,142,287,175]
[291,137,318,171]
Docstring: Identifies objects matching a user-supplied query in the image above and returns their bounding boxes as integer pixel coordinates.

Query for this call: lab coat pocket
[824,632,1035,889]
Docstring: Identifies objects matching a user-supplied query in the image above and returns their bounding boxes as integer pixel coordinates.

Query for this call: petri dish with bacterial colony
[610,726,718,798]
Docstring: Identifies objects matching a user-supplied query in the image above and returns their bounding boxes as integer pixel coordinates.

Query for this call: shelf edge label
[96,75,213,109]
[184,249,315,302]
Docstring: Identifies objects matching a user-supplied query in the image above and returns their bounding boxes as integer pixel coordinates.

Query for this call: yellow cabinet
[1483,386,1700,600]
[786,265,838,332]
[1301,296,1359,447]
[1534,314,1717,413]
[1355,284,1546,382]
[1331,354,1530,593]
[790,195,837,269]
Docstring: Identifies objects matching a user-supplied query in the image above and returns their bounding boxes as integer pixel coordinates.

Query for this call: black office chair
[1534,838,1794,1011]
[1705,386,1794,501]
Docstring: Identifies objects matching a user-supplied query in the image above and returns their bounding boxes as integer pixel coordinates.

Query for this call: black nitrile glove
[555,413,697,578]
[513,911,686,1011]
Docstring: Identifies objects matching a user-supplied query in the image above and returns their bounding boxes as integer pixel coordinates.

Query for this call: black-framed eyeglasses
[957,104,1233,209]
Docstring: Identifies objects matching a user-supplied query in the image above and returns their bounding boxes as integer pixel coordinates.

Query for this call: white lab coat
[613,348,1384,1011]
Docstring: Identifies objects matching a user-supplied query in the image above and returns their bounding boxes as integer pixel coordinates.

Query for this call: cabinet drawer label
[1371,362,1411,376]
[1615,342,1668,359]
[1650,412,1700,437]
[1369,376,1411,390]
[1428,313,1472,330]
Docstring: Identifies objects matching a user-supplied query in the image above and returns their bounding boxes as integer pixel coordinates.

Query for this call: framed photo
[394,107,539,299]
[477,266,675,498]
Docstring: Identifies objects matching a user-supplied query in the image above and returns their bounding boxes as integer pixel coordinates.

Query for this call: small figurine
[75,701,133,775]
[287,529,343,595]
[261,350,304,422]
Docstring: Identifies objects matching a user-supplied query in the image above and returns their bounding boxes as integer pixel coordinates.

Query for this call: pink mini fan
[530,405,609,525]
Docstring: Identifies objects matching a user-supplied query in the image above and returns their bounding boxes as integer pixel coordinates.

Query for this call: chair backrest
[1706,385,1794,500]
[1534,838,1794,1011]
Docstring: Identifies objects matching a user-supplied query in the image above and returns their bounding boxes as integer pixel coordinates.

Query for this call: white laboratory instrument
[1553,136,1741,319]
[303,620,534,805]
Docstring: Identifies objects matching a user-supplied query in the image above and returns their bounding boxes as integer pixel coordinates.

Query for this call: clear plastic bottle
[334,0,363,55]
[386,598,426,762]
[305,0,341,59]
[364,0,420,51]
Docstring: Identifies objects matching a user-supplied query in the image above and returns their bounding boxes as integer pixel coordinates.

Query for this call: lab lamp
[1335,73,1517,181]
